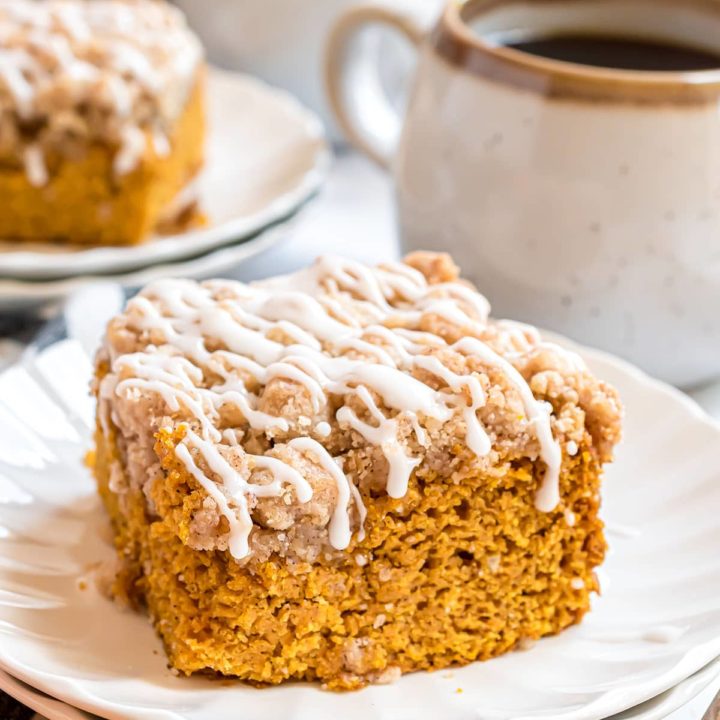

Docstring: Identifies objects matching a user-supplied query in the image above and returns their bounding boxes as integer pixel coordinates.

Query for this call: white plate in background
[0,68,329,280]
[0,220,289,311]
[0,340,719,720]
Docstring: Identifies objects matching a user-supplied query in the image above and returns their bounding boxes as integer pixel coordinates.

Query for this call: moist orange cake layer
[92,252,622,689]
[0,0,205,246]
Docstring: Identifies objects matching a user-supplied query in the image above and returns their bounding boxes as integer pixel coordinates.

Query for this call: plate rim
[0,668,95,720]
[0,217,292,311]
[613,657,720,720]
[0,67,331,280]
[1,657,718,720]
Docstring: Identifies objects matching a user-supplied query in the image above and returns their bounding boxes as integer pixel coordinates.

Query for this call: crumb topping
[96,252,622,562]
[0,0,202,185]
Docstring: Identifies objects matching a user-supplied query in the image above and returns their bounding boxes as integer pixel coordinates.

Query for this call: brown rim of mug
[432,0,720,104]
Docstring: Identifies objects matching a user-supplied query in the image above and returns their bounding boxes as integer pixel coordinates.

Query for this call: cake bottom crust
[94,425,606,690]
[0,74,205,247]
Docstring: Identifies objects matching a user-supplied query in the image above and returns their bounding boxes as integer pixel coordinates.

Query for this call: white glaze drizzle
[413,353,491,457]
[106,255,567,560]
[336,385,422,499]
[287,437,353,550]
[175,428,314,558]
[453,337,562,512]
[0,0,202,184]
[175,441,250,558]
[22,144,48,187]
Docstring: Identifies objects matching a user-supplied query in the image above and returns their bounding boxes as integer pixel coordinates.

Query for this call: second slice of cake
[0,0,205,246]
[92,252,622,689]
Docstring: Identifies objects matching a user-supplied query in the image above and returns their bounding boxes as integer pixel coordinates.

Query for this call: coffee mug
[326,0,720,387]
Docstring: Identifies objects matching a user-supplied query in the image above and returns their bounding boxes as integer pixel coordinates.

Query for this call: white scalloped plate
[1,658,718,720]
[0,67,329,280]
[0,338,719,720]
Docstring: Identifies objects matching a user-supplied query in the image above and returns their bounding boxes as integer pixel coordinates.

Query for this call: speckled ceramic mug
[326,0,720,387]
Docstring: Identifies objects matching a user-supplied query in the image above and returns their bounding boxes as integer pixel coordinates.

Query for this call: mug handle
[325,4,426,168]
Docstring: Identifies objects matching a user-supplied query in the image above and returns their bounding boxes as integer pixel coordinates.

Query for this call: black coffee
[506,34,720,71]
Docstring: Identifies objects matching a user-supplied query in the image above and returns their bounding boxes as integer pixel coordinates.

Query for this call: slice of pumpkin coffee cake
[92,252,621,689]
